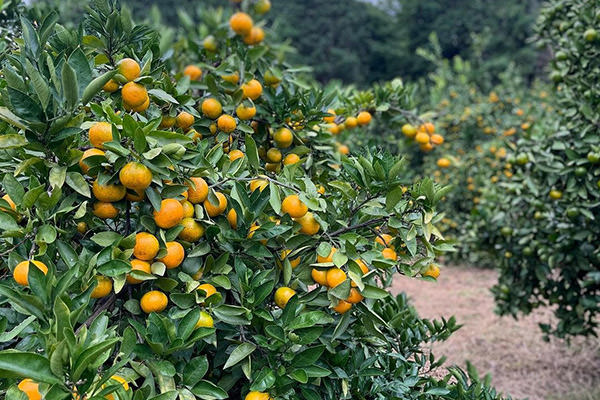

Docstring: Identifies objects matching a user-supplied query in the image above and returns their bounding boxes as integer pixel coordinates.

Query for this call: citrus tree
[0,1,512,399]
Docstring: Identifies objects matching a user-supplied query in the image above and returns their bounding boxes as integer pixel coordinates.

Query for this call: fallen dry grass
[392,265,600,400]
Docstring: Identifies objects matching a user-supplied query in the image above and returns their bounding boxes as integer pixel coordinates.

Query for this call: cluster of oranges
[229,11,265,46]
[322,109,372,156]
[401,122,444,152]
[102,58,150,113]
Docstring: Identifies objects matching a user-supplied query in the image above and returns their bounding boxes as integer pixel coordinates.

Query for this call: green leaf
[81,70,117,106]
[148,89,179,104]
[0,316,36,343]
[0,134,28,149]
[66,172,91,197]
[288,311,333,330]
[0,107,28,130]
[22,185,45,209]
[61,62,79,109]
[245,134,259,171]
[49,166,67,189]
[24,60,51,109]
[3,174,25,204]
[223,342,256,369]
[0,213,19,231]
[36,225,57,244]
[71,338,119,380]
[268,183,281,214]
[361,285,389,299]
[183,356,209,386]
[91,231,123,246]
[98,260,131,277]
[190,380,228,399]
[0,351,61,384]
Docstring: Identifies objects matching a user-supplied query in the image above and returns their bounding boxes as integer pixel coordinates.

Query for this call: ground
[392,265,600,400]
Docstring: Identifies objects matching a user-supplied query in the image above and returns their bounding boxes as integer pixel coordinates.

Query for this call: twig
[75,294,116,334]
[329,217,388,237]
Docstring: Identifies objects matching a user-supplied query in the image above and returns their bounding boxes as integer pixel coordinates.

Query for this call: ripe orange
[346,288,363,304]
[121,82,148,108]
[328,123,340,135]
[437,158,451,168]
[423,264,440,279]
[247,223,260,239]
[119,162,152,191]
[227,208,238,229]
[187,177,209,204]
[117,58,141,81]
[127,259,151,284]
[356,111,372,125]
[317,247,337,263]
[317,185,326,195]
[295,212,320,235]
[430,134,444,145]
[178,217,205,242]
[89,122,113,149]
[375,233,393,248]
[93,202,118,219]
[245,391,272,400]
[281,194,308,218]
[229,149,244,161]
[402,123,417,137]
[158,241,185,269]
[280,249,301,268]
[250,179,268,192]
[104,376,130,400]
[204,192,228,217]
[197,283,217,298]
[13,260,48,286]
[415,132,430,144]
[92,180,126,202]
[159,115,176,129]
[355,259,369,274]
[131,97,150,113]
[230,12,253,35]
[242,79,263,100]
[103,79,119,93]
[140,290,168,313]
[18,379,41,400]
[243,26,265,45]
[422,122,435,134]
[273,127,293,148]
[311,268,328,286]
[323,109,336,123]
[338,144,349,155]
[333,300,352,314]
[90,276,112,298]
[183,65,202,81]
[217,114,237,133]
[133,232,159,261]
[326,268,347,288]
[274,286,296,308]
[181,200,195,218]
[79,148,105,175]
[195,311,214,329]
[153,198,184,229]
[381,247,397,261]
[420,143,433,152]
[283,154,300,165]
[222,72,240,84]
[176,111,195,131]
[266,148,282,163]
[1,194,16,212]
[236,103,256,120]
[201,98,222,119]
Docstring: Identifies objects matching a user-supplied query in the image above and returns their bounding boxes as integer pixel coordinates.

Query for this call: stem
[75,294,116,334]
[329,217,388,237]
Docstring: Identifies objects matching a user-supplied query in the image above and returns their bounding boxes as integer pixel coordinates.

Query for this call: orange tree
[0,1,512,399]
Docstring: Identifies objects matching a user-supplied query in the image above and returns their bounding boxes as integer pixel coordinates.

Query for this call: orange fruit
[420,143,433,152]
[422,122,435,134]
[423,264,440,279]
[415,132,430,144]
[79,148,105,174]
[317,185,325,195]
[328,123,340,135]
[338,144,349,155]
[119,162,152,191]
[254,0,271,14]
[266,148,282,163]
[117,58,141,81]
[311,268,328,286]
[242,79,263,100]
[195,311,214,328]
[121,82,148,108]
[273,127,293,148]
[283,154,300,165]
[549,189,562,200]
[204,192,227,217]
[203,35,218,52]
[437,158,451,168]
[89,122,113,149]
[178,217,205,242]
[90,276,112,298]
[281,194,308,218]
[317,247,337,263]
[402,123,417,137]
[197,283,217,298]
[345,116,358,129]
[158,241,185,269]
[103,79,119,93]
[375,233,393,248]
[250,179,268,192]
[280,249,301,268]
[131,97,150,113]
[230,12,253,35]
[222,72,240,84]
[153,199,184,229]
[247,223,260,239]
[217,114,237,133]
[92,180,126,202]
[274,286,296,308]
[227,208,238,229]
[323,109,336,123]
[236,103,256,120]
[430,134,444,145]
[381,247,397,261]
[93,202,118,219]
[229,149,244,161]
[355,259,369,275]
[201,98,222,119]
[245,392,272,400]
[176,111,195,131]
[356,111,372,125]
[183,65,202,81]
[295,212,320,235]
[243,26,265,45]
[18,379,41,400]
[187,177,209,204]
[133,232,159,261]
[159,115,176,129]
[76,221,87,234]
[333,300,352,314]
[140,290,168,313]
[346,288,363,304]
[1,194,16,212]
[104,376,130,400]
[127,259,151,284]
[326,268,347,288]
[181,200,195,218]
[13,260,48,286]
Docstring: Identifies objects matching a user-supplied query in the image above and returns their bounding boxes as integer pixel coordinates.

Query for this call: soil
[391,265,600,400]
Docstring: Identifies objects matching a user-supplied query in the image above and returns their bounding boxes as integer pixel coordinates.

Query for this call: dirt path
[391,265,600,400]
